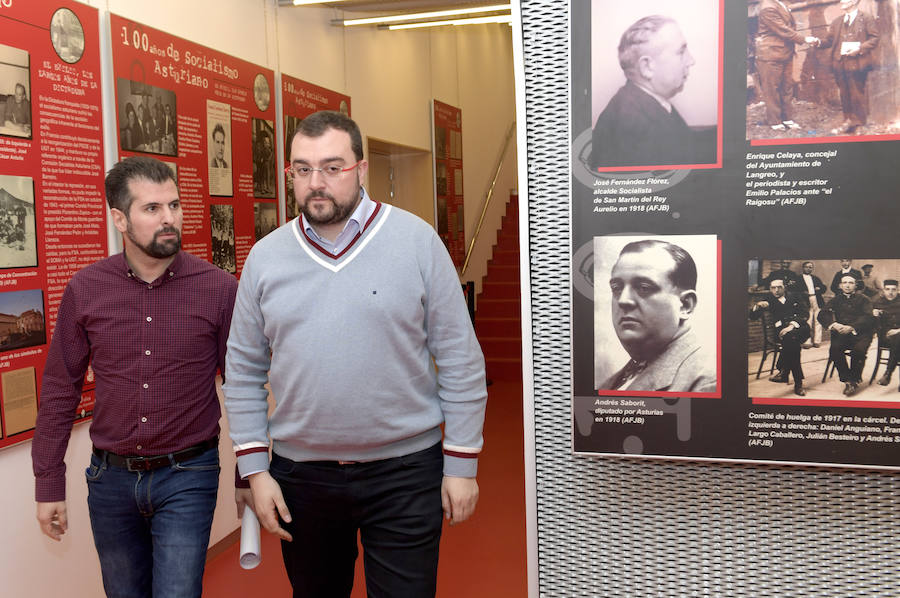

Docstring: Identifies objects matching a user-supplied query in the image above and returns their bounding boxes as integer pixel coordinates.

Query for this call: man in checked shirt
[32,156,240,598]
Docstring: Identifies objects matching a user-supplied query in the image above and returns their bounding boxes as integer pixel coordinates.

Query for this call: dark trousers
[777,327,810,382]
[833,66,869,126]
[757,58,794,125]
[270,443,444,598]
[830,332,874,382]
[884,334,900,373]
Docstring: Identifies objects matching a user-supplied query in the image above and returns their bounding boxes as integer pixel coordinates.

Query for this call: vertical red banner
[281,74,351,220]
[0,1,106,449]
[109,14,277,276]
[432,100,464,268]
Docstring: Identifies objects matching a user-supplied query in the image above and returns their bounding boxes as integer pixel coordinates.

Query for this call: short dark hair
[619,239,697,290]
[291,110,363,162]
[618,15,676,78]
[802,261,813,268]
[14,83,26,95]
[212,123,226,141]
[105,156,176,214]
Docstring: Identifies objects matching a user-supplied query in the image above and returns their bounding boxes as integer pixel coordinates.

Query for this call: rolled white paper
[239,508,261,569]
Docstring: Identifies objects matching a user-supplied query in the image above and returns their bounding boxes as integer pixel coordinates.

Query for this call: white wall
[2,1,517,596]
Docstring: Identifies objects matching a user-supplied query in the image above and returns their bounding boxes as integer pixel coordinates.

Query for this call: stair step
[477,298,520,318]
[479,281,520,300]
[486,264,519,282]
[486,356,522,381]
[489,249,518,266]
[475,317,521,337]
[478,336,522,359]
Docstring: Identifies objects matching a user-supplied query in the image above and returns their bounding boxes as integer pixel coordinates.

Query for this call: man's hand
[235,487,254,519]
[37,501,68,541]
[441,476,479,526]
[755,301,769,310]
[248,471,292,541]
[805,36,820,46]
[887,328,900,339]
[778,324,794,338]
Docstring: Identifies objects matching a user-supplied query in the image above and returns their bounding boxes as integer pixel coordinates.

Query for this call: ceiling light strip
[344,4,510,26]
[387,14,512,30]
[293,0,347,5]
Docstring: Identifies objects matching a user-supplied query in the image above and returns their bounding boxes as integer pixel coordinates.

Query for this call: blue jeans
[85,446,220,598]
[270,443,444,598]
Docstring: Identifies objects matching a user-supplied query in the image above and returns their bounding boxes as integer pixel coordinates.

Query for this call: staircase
[475,195,522,381]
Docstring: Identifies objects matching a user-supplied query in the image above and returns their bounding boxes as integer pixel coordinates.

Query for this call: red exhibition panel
[432,100,464,268]
[281,73,350,220]
[0,1,106,448]
[110,14,277,276]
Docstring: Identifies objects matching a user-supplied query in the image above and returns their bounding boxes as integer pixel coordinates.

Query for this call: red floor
[201,379,527,597]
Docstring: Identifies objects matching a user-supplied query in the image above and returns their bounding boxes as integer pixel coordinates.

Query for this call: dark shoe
[877,373,891,386]
[843,383,852,396]
[794,384,806,396]
[845,382,859,396]
[769,371,789,383]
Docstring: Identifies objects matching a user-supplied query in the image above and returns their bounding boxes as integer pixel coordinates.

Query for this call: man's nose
[307,169,327,189]
[685,49,695,68]
[617,286,637,307]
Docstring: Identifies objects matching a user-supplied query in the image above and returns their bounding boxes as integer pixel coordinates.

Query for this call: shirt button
[141,417,148,423]
[145,350,151,355]
[136,445,142,450]
[146,316,152,322]
[147,284,152,290]
[142,383,149,389]
[169,272,174,277]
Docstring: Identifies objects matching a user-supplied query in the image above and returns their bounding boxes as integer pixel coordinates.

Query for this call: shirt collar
[119,250,184,285]
[633,81,673,113]
[301,188,375,253]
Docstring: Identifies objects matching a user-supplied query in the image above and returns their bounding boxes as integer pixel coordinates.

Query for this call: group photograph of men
[747,258,900,401]
[593,234,719,396]
[747,0,900,140]
[588,0,720,170]
[115,78,178,156]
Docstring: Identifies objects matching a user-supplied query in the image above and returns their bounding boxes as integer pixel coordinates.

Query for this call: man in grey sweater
[223,111,487,597]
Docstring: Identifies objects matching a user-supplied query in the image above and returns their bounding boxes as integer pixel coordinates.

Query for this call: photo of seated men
[746,0,898,141]
[588,0,719,170]
[0,44,32,139]
[594,235,718,395]
[748,258,900,402]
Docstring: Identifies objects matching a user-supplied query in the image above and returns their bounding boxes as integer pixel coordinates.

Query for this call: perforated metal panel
[519,1,900,596]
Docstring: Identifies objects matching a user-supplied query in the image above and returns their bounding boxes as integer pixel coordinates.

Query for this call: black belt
[93,437,218,472]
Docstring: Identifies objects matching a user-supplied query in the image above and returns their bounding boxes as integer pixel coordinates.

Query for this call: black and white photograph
[0,175,36,269]
[207,99,233,197]
[49,7,85,65]
[749,258,900,406]
[253,73,271,112]
[116,78,177,156]
[0,288,45,353]
[210,204,236,274]
[252,118,276,198]
[588,0,720,169]
[254,202,277,242]
[747,0,900,141]
[0,44,32,140]
[594,234,719,396]
[284,114,302,218]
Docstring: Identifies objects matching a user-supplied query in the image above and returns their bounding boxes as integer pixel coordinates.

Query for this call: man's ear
[636,55,654,81]
[679,289,698,320]
[110,207,128,234]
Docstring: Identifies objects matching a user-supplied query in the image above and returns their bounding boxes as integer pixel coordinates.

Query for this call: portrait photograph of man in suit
[589,0,720,170]
[593,235,719,395]
[746,0,898,141]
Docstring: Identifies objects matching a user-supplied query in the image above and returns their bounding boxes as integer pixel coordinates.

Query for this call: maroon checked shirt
[32,251,238,502]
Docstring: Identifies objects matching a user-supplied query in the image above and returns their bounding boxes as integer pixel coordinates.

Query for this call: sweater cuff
[443,453,478,478]
[236,450,270,479]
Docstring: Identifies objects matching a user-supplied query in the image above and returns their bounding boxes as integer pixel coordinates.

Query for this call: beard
[299,185,360,226]
[127,224,182,259]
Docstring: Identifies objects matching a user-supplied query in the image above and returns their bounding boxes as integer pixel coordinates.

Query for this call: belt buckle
[125,457,152,472]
